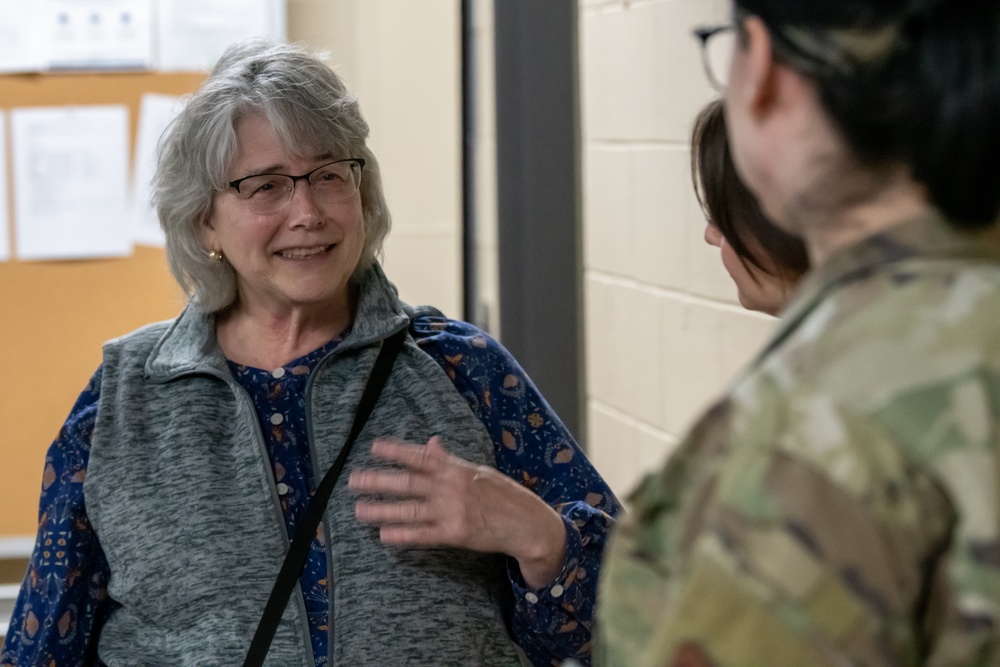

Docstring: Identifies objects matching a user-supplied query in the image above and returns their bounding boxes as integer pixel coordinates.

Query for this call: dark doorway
[492,0,584,444]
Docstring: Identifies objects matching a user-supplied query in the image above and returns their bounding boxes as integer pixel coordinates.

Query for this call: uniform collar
[755,210,1000,368]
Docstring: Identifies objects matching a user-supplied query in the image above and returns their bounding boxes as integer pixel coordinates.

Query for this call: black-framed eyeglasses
[693,24,738,92]
[228,158,366,215]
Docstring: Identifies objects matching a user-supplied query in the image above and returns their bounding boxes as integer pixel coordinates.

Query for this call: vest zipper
[303,354,336,666]
[230,378,318,667]
[298,332,401,664]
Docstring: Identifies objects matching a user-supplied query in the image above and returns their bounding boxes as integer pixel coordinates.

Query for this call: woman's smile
[276,244,335,260]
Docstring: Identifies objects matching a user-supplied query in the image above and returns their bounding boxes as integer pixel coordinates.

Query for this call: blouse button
[272,367,286,379]
[524,592,538,604]
[550,584,564,598]
[270,413,284,425]
[276,483,289,496]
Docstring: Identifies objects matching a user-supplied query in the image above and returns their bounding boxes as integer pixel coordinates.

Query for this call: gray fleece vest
[84,265,521,666]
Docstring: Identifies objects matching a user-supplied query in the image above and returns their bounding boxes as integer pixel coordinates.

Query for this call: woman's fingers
[351,436,512,552]
[348,436,567,580]
[377,524,442,546]
[349,437,470,497]
[347,468,432,497]
[368,436,450,472]
[355,499,427,524]
[348,438,458,501]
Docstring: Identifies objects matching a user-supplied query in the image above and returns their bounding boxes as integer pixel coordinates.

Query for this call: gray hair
[154,37,391,313]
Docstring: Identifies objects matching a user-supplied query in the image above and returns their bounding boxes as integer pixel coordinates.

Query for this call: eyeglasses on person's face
[693,23,738,92]
[227,158,366,215]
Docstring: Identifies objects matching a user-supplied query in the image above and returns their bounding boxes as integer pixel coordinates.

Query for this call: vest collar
[145,262,409,382]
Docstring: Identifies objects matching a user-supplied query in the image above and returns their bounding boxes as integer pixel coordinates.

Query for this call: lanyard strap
[243,326,409,667]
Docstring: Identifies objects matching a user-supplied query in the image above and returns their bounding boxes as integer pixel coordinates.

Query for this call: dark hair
[734,0,1000,228]
[692,99,809,281]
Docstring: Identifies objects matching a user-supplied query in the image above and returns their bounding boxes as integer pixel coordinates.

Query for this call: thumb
[426,435,448,456]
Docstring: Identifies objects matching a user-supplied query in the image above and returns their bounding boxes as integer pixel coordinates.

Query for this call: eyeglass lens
[704,29,737,90]
[237,160,363,214]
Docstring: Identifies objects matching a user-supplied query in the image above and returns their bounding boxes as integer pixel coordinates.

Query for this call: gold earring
[209,249,224,263]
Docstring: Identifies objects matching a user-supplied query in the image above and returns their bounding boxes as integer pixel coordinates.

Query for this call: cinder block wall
[579,0,778,497]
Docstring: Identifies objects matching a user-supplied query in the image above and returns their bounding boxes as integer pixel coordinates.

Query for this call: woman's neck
[790,168,932,267]
[215,293,356,370]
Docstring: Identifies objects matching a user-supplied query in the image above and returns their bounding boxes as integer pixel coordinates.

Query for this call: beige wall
[579,0,779,497]
[288,0,464,318]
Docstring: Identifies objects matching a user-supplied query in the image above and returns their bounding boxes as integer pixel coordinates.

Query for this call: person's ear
[199,213,218,248]
[739,16,779,118]
[202,203,217,230]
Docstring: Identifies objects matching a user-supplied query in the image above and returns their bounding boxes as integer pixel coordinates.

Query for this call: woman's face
[704,222,795,316]
[203,113,365,315]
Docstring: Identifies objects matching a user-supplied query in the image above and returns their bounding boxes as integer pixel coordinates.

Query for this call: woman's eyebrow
[237,163,286,177]
[237,154,338,178]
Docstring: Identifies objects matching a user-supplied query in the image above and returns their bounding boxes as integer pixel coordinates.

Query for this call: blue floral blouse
[0,315,620,667]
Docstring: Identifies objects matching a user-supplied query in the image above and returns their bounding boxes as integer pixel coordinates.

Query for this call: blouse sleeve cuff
[507,512,586,613]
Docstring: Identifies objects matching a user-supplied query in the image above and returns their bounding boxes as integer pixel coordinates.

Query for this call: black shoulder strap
[243,326,409,667]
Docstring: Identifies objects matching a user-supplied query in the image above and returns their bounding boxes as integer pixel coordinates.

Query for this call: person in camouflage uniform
[596,0,1000,665]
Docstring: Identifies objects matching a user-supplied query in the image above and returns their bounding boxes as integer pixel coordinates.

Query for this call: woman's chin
[737,290,780,317]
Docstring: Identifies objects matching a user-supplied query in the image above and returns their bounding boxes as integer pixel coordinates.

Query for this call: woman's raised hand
[348,436,567,589]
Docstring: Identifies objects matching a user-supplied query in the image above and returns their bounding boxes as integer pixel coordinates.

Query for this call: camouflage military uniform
[596,211,1000,667]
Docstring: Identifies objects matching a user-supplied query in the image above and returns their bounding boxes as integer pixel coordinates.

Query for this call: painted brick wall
[579,0,778,497]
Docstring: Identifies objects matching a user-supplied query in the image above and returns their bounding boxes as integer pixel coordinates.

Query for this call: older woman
[1,38,618,666]
[598,0,1000,665]
[692,98,808,316]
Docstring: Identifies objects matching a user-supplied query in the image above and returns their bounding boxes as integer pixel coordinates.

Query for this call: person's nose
[287,180,324,228]
[704,222,723,248]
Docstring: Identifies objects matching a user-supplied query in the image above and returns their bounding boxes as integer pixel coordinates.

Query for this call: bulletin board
[0,71,204,538]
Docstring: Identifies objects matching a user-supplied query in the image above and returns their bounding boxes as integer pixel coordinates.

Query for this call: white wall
[288,0,463,318]
[579,0,779,497]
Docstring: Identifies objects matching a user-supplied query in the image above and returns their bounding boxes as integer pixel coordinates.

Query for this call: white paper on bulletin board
[43,0,154,70]
[131,93,186,246]
[0,1,46,73]
[11,105,132,261]
[156,0,286,72]
[0,111,9,262]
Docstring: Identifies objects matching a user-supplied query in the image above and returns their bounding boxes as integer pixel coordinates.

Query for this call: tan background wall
[289,0,464,320]
[579,0,779,497]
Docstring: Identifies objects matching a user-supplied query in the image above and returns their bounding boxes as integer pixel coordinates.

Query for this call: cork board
[0,72,203,537]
